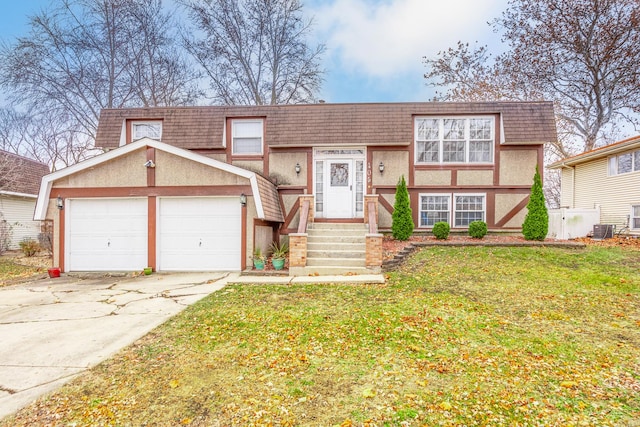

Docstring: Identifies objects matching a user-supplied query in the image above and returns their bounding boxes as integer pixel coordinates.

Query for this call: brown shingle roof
[255,174,284,222]
[95,101,557,150]
[0,150,49,195]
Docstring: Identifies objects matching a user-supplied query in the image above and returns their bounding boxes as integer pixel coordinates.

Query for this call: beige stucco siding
[55,149,147,188]
[155,151,249,186]
[457,170,493,186]
[231,160,264,174]
[414,170,451,186]
[499,150,537,185]
[371,151,409,187]
[378,193,394,228]
[572,158,640,225]
[269,152,308,186]
[495,193,528,227]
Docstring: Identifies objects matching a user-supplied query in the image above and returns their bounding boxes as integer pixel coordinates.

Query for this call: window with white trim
[132,121,162,141]
[454,194,485,226]
[420,194,450,227]
[419,193,486,228]
[415,117,494,164]
[609,149,640,175]
[632,205,640,229]
[232,119,263,155]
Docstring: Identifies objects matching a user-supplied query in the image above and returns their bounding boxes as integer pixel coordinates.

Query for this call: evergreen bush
[432,221,450,240]
[468,221,488,239]
[522,166,549,241]
[392,175,414,240]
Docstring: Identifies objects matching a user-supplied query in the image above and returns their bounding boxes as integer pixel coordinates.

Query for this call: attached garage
[34,138,283,273]
[66,198,148,271]
[157,197,241,271]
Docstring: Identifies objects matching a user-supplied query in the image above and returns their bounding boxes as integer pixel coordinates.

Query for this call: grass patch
[4,246,640,426]
[0,257,44,286]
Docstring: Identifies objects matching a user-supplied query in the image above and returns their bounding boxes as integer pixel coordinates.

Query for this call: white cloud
[311,0,505,78]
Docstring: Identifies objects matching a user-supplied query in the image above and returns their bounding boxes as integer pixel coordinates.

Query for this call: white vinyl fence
[548,207,600,240]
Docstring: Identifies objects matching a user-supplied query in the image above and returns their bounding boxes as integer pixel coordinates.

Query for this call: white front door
[325,159,354,218]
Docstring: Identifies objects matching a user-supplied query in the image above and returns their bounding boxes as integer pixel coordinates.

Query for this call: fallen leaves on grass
[3,246,640,426]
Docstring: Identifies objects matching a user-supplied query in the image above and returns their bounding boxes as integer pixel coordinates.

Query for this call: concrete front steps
[289,222,381,276]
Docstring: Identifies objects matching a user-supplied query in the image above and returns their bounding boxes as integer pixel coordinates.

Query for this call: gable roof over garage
[34,138,283,222]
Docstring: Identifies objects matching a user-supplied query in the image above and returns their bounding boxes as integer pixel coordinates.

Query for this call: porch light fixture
[56,196,64,210]
[295,163,301,175]
[240,193,247,207]
[378,161,385,174]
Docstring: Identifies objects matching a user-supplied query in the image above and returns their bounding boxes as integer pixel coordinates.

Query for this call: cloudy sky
[0,0,507,103]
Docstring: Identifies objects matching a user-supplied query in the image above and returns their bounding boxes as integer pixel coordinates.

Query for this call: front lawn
[4,246,639,426]
[0,256,45,286]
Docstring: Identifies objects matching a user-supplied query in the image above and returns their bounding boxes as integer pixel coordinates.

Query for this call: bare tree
[424,0,640,158]
[0,108,97,170]
[0,0,200,141]
[181,0,324,105]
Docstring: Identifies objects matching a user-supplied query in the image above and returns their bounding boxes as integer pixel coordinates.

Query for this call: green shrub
[19,238,40,257]
[392,175,414,240]
[522,166,548,241]
[432,222,450,240]
[468,221,488,239]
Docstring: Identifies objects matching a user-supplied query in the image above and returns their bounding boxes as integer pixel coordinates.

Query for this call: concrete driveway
[0,271,236,420]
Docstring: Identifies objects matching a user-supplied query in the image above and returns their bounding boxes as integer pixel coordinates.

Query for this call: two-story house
[34,102,557,273]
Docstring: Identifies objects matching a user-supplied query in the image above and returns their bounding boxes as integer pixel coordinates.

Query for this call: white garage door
[158,197,241,271]
[66,198,148,271]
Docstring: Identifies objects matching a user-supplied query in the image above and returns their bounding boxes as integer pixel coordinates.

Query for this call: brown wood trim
[378,194,394,215]
[495,195,530,227]
[281,197,300,233]
[494,113,501,186]
[147,197,156,270]
[146,147,156,187]
[51,185,253,198]
[306,150,313,193]
[451,169,457,186]
[486,192,496,227]
[59,206,65,272]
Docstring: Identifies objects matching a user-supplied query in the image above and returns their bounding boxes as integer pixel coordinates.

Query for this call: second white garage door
[157,197,241,271]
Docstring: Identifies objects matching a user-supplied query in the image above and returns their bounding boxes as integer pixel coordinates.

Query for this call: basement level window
[132,121,162,141]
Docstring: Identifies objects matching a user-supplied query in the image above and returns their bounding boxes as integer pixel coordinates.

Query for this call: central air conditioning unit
[593,224,615,239]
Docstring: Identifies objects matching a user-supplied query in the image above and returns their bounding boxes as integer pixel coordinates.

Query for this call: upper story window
[415,117,494,164]
[609,150,640,175]
[232,119,264,155]
[132,121,162,141]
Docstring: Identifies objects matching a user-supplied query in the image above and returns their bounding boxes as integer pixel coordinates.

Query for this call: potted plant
[253,247,265,270]
[269,241,289,270]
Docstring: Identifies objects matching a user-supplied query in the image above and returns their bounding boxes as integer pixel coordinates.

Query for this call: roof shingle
[0,150,49,195]
[95,101,557,150]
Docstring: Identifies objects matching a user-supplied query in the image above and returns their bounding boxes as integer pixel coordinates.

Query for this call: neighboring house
[548,134,640,236]
[34,101,556,273]
[0,150,50,250]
